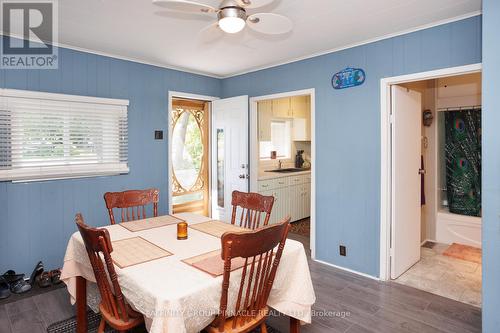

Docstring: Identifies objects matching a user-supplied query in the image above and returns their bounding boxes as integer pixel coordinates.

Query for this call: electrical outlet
[339,245,347,256]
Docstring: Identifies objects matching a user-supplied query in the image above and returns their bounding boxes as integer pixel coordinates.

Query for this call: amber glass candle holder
[177,222,188,240]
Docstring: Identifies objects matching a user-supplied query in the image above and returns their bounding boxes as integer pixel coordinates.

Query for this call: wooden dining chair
[104,188,159,225]
[206,217,291,333]
[75,213,144,333]
[230,191,274,230]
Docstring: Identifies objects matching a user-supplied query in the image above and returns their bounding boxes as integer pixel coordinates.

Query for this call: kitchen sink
[265,168,306,173]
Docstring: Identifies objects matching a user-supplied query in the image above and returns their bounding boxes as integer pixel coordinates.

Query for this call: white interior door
[211,95,249,221]
[391,85,422,279]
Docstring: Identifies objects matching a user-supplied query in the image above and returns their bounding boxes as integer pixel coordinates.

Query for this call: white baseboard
[313,259,380,281]
[420,238,438,246]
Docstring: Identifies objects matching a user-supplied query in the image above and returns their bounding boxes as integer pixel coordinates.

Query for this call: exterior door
[171,98,210,216]
[211,96,249,221]
[391,85,422,279]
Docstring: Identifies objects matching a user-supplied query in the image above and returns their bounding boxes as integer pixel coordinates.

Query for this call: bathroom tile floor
[394,242,482,308]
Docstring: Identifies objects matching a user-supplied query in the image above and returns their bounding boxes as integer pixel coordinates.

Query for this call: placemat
[111,237,172,268]
[189,220,248,238]
[120,215,184,232]
[182,250,247,277]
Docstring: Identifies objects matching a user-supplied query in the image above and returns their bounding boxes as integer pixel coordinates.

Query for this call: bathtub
[435,210,482,248]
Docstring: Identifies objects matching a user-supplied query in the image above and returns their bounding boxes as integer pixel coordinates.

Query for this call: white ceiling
[58,0,481,78]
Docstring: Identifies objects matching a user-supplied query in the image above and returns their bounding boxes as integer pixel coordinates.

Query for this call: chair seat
[206,307,269,333]
[99,303,144,331]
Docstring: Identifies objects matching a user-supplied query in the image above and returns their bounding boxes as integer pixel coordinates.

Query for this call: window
[0,89,129,181]
[259,120,291,159]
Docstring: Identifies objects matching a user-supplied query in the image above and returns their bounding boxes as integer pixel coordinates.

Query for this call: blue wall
[0,16,485,283]
[481,1,499,332]
[0,42,222,275]
[221,16,482,277]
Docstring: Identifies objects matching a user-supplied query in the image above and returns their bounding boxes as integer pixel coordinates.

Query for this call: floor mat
[290,218,310,237]
[443,243,482,264]
[46,310,281,333]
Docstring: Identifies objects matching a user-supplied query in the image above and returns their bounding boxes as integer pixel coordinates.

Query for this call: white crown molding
[0,10,481,80]
[225,10,482,78]
[0,31,225,79]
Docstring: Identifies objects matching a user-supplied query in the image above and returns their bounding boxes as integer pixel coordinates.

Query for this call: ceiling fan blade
[236,0,274,9]
[247,13,292,35]
[152,0,217,13]
[197,22,225,44]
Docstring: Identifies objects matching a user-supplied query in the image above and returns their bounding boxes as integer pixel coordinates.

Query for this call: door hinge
[389,114,394,124]
[389,247,394,257]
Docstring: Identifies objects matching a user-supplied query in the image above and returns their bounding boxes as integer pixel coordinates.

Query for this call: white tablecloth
[61,213,316,333]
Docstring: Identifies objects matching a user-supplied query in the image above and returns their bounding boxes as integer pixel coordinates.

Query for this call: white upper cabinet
[258,99,273,141]
[293,118,308,141]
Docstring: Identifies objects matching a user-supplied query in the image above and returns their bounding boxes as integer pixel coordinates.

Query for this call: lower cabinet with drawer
[258,173,311,225]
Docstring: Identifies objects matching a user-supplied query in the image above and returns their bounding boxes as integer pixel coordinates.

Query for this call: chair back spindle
[75,214,130,323]
[104,188,159,225]
[230,191,274,230]
[216,217,291,332]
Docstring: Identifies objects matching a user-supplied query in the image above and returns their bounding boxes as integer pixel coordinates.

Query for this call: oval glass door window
[172,111,203,190]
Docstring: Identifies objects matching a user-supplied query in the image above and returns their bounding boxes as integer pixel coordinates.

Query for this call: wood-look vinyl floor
[0,234,481,333]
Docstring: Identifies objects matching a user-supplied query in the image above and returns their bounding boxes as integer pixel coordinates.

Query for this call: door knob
[239,174,246,179]
[419,169,426,175]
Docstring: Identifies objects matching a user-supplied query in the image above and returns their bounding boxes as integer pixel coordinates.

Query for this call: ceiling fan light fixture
[218,7,246,34]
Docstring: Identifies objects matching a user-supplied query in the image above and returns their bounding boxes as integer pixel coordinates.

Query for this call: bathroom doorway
[380,64,482,307]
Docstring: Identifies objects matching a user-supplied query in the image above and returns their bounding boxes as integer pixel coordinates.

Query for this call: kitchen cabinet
[258,100,273,141]
[291,96,311,141]
[258,173,311,224]
[272,97,291,118]
[260,187,289,225]
[271,96,310,119]
[293,118,308,141]
[290,95,309,118]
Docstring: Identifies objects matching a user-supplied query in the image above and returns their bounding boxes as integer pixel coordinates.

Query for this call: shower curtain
[445,109,481,217]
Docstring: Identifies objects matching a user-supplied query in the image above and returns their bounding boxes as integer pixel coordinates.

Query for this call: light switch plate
[154,130,163,140]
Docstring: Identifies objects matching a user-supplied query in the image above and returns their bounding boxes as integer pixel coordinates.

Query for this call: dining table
[61,212,316,333]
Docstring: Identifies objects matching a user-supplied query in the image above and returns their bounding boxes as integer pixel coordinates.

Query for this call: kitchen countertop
[258,169,311,180]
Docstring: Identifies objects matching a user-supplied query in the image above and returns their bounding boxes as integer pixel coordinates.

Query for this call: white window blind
[0,89,129,182]
[259,120,291,159]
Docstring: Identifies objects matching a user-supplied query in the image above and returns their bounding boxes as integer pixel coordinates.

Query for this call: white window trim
[0,88,130,183]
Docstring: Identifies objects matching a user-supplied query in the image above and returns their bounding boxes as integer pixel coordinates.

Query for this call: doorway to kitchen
[380,64,482,307]
[250,89,316,258]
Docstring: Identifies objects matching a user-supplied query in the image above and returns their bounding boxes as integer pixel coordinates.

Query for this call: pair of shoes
[9,278,32,294]
[37,269,62,288]
[1,271,31,294]
[29,261,44,286]
[2,270,24,284]
[50,269,62,285]
[0,277,10,299]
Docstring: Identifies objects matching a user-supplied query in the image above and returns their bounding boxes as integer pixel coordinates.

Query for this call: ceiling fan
[152,0,293,35]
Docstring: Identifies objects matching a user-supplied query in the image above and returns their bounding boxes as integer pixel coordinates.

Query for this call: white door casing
[391,85,422,279]
[380,64,482,281]
[211,95,249,221]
